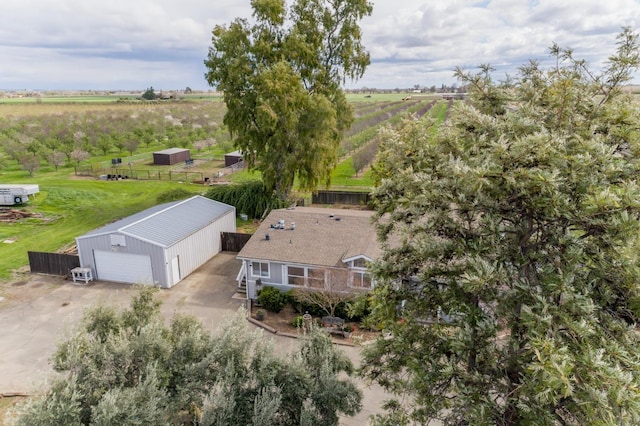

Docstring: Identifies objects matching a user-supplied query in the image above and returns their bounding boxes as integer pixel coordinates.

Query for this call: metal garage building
[76,195,235,288]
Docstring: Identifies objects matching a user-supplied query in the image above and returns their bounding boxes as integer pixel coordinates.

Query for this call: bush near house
[257,286,290,313]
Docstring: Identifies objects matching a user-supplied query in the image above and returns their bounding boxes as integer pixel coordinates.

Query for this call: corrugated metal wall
[77,233,164,284]
[165,209,236,287]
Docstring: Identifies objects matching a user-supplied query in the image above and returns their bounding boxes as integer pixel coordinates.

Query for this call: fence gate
[28,251,80,276]
[221,232,252,252]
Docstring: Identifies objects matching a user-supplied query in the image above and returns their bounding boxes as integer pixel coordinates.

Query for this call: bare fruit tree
[293,268,364,318]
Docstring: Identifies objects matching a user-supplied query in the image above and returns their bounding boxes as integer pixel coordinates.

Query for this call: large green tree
[204,0,372,201]
[362,28,640,425]
[12,287,362,426]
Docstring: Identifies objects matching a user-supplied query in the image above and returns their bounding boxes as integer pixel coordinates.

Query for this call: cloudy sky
[1,0,639,91]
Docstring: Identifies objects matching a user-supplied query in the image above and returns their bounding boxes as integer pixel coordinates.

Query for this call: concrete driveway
[0,252,390,424]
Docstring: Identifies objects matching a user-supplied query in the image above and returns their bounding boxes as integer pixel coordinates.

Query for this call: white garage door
[94,250,154,284]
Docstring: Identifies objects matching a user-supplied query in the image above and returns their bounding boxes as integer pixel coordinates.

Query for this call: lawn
[330,157,374,188]
[0,174,204,280]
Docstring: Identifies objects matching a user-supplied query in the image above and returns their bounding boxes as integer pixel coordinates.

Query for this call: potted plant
[256,308,266,321]
[342,324,355,338]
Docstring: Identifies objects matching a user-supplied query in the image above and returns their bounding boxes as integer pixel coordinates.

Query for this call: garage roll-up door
[94,250,153,284]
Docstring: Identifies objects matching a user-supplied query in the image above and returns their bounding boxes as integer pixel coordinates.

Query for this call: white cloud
[0,0,639,90]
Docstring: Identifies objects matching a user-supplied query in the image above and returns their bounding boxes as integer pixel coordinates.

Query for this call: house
[236,207,380,299]
[76,196,235,287]
[153,148,191,165]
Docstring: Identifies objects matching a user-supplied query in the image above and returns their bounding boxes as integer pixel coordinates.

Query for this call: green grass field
[0,175,204,280]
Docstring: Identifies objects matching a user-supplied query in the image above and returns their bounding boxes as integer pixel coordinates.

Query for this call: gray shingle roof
[78,196,234,248]
[237,207,379,267]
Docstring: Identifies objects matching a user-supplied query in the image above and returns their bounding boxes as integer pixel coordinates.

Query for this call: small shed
[224,150,244,167]
[76,196,235,288]
[153,148,191,165]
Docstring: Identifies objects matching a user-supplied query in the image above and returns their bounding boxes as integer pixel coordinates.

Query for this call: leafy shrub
[257,286,287,313]
[289,294,352,319]
[290,297,325,317]
[291,315,304,328]
[345,293,372,322]
[205,180,285,219]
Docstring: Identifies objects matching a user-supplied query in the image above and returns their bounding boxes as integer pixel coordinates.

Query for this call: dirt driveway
[0,252,246,394]
[0,252,390,425]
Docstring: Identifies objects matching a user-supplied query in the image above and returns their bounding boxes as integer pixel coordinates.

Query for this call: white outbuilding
[0,184,39,206]
[76,195,235,287]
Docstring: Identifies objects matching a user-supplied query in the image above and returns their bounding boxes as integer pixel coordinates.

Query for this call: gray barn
[224,150,244,167]
[76,196,235,288]
[153,148,191,165]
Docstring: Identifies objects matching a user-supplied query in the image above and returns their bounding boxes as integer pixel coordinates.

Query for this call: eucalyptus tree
[205,0,372,201]
[363,28,640,425]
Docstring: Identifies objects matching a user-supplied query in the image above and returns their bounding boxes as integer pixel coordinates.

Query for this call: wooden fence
[221,232,252,252]
[28,251,80,276]
[312,190,371,206]
[27,233,250,277]
[75,166,204,182]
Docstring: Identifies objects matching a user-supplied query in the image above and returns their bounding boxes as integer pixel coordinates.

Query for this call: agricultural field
[0,95,451,280]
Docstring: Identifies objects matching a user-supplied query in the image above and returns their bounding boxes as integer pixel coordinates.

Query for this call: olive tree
[204,0,372,202]
[11,287,362,426]
[362,28,640,425]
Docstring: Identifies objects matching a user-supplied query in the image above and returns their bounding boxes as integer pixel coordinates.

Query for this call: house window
[287,266,306,286]
[252,262,270,278]
[350,270,372,289]
[352,258,368,268]
[286,266,326,288]
[307,268,325,288]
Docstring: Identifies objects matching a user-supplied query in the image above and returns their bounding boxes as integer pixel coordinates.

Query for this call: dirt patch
[1,274,65,308]
[0,396,25,425]
[253,304,379,344]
